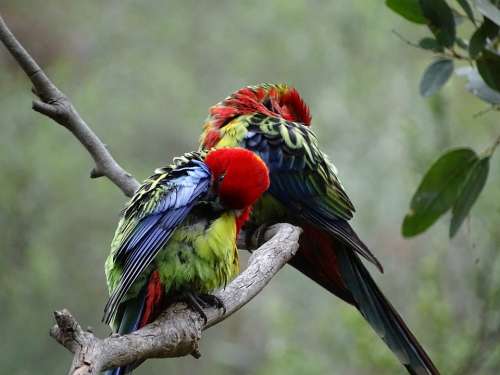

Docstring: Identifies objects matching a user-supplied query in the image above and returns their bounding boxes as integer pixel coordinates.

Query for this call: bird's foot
[197,293,226,315]
[243,224,270,251]
[184,292,226,324]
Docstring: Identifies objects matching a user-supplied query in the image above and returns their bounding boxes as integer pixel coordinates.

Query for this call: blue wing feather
[103,159,211,324]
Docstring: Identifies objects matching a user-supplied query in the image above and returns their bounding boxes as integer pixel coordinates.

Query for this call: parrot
[102,147,270,375]
[198,84,440,375]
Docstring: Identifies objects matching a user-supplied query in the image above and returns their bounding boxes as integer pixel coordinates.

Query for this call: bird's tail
[290,225,439,375]
[104,271,165,375]
[335,243,440,375]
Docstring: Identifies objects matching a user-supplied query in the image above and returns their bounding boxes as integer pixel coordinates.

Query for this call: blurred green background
[1,1,499,374]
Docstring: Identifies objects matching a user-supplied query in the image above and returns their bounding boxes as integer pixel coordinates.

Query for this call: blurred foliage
[1,1,500,374]
[387,0,500,238]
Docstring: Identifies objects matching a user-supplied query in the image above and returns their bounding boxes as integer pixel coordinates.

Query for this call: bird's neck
[234,206,253,234]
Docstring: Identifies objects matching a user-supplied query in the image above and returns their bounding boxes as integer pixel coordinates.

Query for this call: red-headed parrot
[103,147,270,375]
[199,84,439,375]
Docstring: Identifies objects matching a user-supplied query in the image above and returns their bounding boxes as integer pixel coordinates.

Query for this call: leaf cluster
[387,0,500,103]
[387,0,500,237]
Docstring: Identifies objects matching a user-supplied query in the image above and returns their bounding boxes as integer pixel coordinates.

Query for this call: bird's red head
[201,84,311,148]
[204,147,270,210]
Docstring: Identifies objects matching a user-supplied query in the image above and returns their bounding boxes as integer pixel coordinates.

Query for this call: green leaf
[420,58,454,96]
[476,0,500,26]
[402,148,478,237]
[456,0,477,25]
[419,37,445,51]
[450,156,490,237]
[419,0,456,47]
[469,18,499,58]
[386,0,427,23]
[477,48,500,91]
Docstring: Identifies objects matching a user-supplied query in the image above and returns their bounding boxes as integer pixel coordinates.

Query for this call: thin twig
[391,29,472,62]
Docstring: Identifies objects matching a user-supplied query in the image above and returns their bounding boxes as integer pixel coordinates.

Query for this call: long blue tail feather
[104,288,146,375]
[336,243,440,375]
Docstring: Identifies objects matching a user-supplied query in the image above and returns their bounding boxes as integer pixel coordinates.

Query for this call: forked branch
[50,224,301,374]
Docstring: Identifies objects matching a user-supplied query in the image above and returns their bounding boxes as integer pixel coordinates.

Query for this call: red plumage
[292,224,355,305]
[278,87,311,125]
[206,84,312,133]
[139,271,165,328]
[205,148,270,210]
[203,129,221,149]
[235,206,252,234]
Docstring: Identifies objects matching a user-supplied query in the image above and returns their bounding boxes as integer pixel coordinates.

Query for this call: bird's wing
[103,153,211,324]
[242,114,382,272]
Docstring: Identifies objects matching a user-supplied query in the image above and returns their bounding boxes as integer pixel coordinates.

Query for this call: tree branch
[1,13,303,374]
[49,223,302,374]
[0,13,139,197]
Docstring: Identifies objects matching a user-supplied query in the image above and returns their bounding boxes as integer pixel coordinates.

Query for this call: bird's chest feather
[247,193,289,229]
[154,212,239,293]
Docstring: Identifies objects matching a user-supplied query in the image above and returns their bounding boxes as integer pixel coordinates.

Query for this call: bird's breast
[155,212,239,293]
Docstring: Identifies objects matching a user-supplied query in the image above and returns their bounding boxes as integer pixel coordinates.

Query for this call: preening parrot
[103,147,270,375]
[199,84,440,375]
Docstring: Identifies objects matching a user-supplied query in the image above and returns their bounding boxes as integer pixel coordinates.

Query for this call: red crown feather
[208,84,311,128]
[202,84,311,149]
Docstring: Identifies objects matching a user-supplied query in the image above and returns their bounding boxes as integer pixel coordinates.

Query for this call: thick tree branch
[0,14,139,197]
[50,223,301,374]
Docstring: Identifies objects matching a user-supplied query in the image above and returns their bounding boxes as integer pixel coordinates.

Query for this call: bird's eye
[218,173,226,182]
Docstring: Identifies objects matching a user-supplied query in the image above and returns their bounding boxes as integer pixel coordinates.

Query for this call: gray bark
[50,224,301,374]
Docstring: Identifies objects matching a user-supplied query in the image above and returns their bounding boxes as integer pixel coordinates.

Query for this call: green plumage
[105,212,238,299]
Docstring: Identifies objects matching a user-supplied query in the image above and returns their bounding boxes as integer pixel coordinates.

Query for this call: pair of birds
[103,84,440,375]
